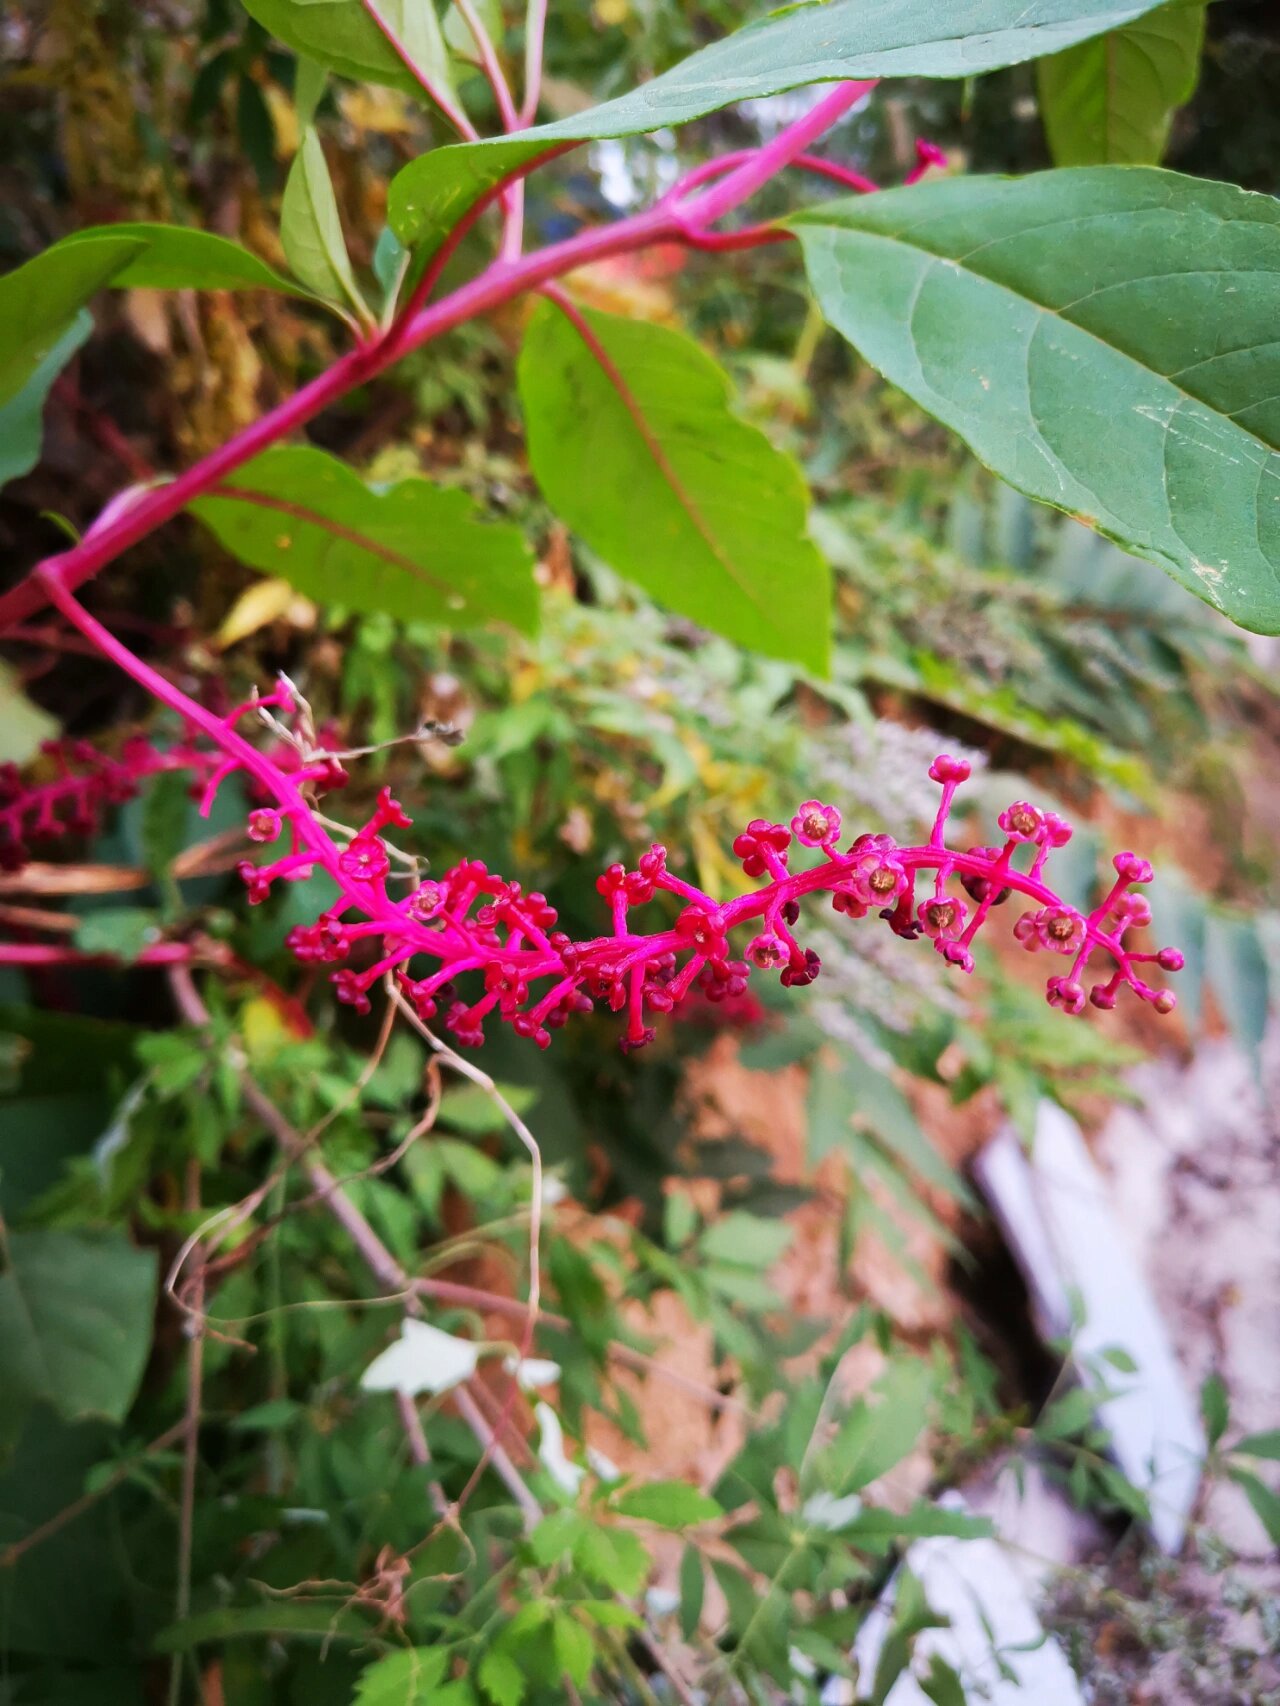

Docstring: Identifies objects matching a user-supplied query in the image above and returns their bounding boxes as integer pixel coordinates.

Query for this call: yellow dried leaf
[215,577,313,649]
[241,995,291,1064]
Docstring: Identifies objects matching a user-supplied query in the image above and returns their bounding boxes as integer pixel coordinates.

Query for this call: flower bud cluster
[239,747,1180,1055]
[0,736,203,872]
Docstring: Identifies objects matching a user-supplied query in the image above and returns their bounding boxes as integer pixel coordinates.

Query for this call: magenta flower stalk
[251,744,1184,1045]
[5,588,1179,1045]
[0,734,211,871]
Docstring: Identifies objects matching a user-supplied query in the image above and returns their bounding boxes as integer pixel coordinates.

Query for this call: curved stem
[0,84,873,634]
[520,0,548,126]
[359,0,478,139]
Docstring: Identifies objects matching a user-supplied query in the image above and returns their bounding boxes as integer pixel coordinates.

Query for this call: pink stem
[673,82,877,231]
[668,149,880,202]
[454,0,519,131]
[1,86,872,635]
[359,0,478,140]
[520,0,548,126]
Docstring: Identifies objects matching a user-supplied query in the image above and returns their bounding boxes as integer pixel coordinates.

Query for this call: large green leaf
[386,0,1167,250]
[190,445,538,631]
[0,235,145,408]
[1037,1,1205,165]
[0,1416,133,1658]
[793,168,1280,633]
[60,222,308,294]
[240,0,453,99]
[0,312,91,491]
[0,1230,157,1440]
[805,1358,933,1496]
[518,302,829,672]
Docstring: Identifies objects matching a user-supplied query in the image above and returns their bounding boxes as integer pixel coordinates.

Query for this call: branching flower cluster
[210,709,1179,1049]
[0,735,205,871]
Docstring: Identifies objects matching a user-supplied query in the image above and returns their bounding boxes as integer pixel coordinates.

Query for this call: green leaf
[572,1522,650,1595]
[156,1596,375,1651]
[793,168,1280,634]
[518,302,829,672]
[190,445,537,631]
[0,311,91,491]
[387,0,1168,251]
[0,1230,157,1437]
[551,1614,594,1688]
[528,1507,586,1565]
[0,659,58,763]
[353,1648,450,1706]
[59,223,307,294]
[478,1649,525,1706]
[295,56,328,126]
[678,1543,705,1640]
[1232,1429,1280,1462]
[1037,1,1205,165]
[241,0,453,100]
[1200,1372,1230,1448]
[445,0,502,66]
[227,1397,305,1431]
[842,1503,995,1541]
[281,128,367,316]
[0,1417,129,1657]
[811,1359,932,1496]
[697,1210,794,1270]
[1227,1466,1280,1548]
[73,907,165,962]
[611,1481,722,1528]
[921,1654,968,1706]
[0,236,146,408]
[1036,1385,1100,1441]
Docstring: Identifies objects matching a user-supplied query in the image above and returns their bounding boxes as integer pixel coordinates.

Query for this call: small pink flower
[236,859,272,905]
[676,904,728,961]
[1046,976,1087,1016]
[338,833,390,883]
[732,819,791,877]
[596,863,627,900]
[369,786,412,832]
[1035,905,1086,956]
[638,845,667,880]
[247,808,282,844]
[928,755,971,785]
[407,882,445,922]
[918,895,968,939]
[791,800,841,848]
[832,889,869,919]
[747,933,787,969]
[1041,811,1073,849]
[939,940,974,973]
[849,847,907,907]
[1157,946,1185,972]
[1111,893,1152,931]
[998,801,1044,843]
[1114,850,1154,885]
[331,969,372,1015]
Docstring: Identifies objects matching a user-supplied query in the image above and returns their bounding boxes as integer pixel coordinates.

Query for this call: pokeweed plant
[0,0,1274,1701]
